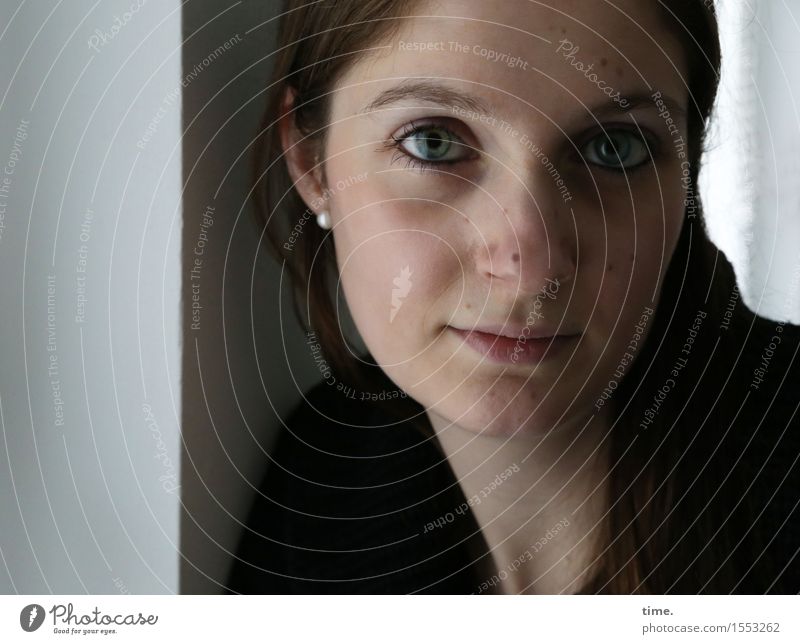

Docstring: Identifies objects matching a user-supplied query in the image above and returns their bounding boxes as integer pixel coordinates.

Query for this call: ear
[279,86,327,215]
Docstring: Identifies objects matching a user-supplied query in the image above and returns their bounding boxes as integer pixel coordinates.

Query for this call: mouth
[447,325,580,365]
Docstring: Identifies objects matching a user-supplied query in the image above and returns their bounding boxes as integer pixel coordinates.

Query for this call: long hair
[251,0,781,593]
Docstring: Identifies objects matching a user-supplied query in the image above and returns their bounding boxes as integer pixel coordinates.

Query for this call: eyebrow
[359,80,493,116]
[358,79,686,122]
[595,93,687,120]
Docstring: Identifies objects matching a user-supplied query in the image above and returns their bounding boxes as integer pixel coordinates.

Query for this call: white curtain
[700,0,800,324]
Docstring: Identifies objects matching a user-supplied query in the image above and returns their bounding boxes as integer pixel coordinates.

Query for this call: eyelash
[383,120,471,174]
[383,119,659,175]
[581,125,659,174]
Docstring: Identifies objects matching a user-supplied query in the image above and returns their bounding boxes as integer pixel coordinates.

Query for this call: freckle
[511,253,520,262]
[607,263,614,272]
[561,27,566,34]
[600,57,607,67]
[616,66,624,77]
[465,303,471,310]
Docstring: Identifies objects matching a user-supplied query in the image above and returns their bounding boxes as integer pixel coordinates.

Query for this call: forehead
[335,0,688,123]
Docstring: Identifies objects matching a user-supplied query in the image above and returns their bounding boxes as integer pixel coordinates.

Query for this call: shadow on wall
[180,1,321,594]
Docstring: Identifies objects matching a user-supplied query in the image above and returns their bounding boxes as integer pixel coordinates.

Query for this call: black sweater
[224,373,491,593]
[225,320,800,594]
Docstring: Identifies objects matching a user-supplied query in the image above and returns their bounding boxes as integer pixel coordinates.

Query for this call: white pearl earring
[316,210,332,230]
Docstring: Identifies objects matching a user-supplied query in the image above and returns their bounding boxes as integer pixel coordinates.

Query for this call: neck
[427,407,611,594]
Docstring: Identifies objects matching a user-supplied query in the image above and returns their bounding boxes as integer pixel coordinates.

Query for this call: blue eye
[388,121,472,172]
[582,129,652,171]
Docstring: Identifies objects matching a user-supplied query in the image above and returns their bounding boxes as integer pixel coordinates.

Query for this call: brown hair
[252,0,773,592]
[253,0,417,387]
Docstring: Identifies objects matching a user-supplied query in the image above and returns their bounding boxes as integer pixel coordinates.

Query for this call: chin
[426,383,578,439]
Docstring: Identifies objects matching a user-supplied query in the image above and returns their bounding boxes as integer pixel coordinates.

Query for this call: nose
[476,163,577,296]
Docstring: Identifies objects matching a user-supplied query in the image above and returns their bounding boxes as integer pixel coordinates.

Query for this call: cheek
[589,195,685,342]
[333,202,460,364]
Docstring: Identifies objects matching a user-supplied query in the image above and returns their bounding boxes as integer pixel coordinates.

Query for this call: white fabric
[700,0,800,323]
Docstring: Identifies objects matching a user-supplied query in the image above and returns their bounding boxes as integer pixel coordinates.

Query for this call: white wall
[0,0,182,593]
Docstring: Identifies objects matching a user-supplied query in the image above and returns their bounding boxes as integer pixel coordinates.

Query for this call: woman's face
[301,0,689,437]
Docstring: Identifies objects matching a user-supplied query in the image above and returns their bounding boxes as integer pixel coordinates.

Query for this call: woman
[227,0,800,593]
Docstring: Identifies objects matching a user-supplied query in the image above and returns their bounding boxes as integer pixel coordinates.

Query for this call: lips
[456,322,562,340]
[448,325,580,365]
